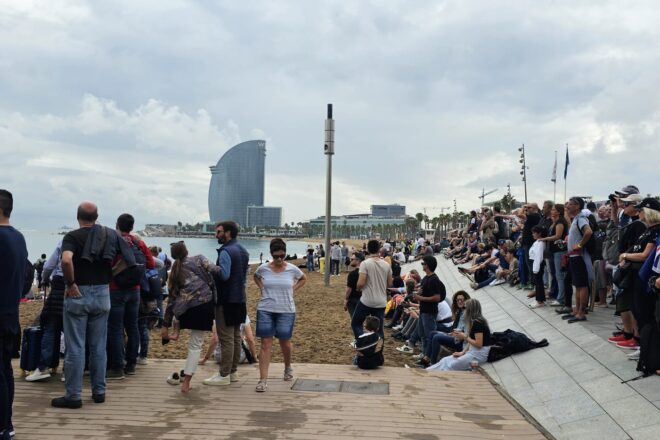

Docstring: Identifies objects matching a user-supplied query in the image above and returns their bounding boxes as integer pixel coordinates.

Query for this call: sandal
[255,379,268,392]
[283,367,294,381]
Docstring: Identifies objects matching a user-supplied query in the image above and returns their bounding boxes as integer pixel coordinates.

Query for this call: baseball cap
[634,197,660,212]
[620,193,643,204]
[614,185,640,197]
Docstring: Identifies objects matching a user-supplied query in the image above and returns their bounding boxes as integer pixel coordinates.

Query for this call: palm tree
[415,212,424,229]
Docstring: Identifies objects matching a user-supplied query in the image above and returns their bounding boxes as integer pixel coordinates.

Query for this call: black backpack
[577,214,599,258]
[22,259,35,298]
[637,322,660,377]
[113,237,147,289]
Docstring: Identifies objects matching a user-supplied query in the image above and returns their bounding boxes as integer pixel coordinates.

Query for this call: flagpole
[563,143,568,202]
[553,150,557,203]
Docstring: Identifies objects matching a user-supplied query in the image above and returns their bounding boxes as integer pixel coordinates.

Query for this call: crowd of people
[0,189,311,440]
[3,184,660,439]
[438,185,660,370]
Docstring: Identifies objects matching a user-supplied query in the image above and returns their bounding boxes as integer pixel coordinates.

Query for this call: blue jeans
[417,312,437,356]
[429,331,463,363]
[37,313,63,371]
[1,317,19,434]
[351,302,385,339]
[553,251,567,304]
[63,284,111,401]
[107,288,139,371]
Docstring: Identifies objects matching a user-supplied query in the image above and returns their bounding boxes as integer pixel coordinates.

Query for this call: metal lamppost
[518,144,528,204]
[324,104,334,287]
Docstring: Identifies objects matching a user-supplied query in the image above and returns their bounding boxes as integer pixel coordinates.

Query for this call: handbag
[612,263,633,289]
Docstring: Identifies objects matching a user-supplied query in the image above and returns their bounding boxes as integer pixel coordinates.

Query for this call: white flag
[551,154,557,183]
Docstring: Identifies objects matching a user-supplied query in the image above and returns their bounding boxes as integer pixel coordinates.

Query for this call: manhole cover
[292,379,389,395]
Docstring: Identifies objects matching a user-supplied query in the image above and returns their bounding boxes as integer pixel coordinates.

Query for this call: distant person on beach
[330,241,341,276]
[344,252,365,317]
[306,248,315,273]
[253,239,307,392]
[25,240,65,382]
[0,189,28,439]
[162,241,219,393]
[203,221,250,387]
[52,201,113,409]
[353,316,384,369]
[34,253,47,291]
[352,240,393,340]
[341,242,350,272]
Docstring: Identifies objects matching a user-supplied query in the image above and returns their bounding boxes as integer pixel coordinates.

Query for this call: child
[528,225,547,308]
[354,316,384,369]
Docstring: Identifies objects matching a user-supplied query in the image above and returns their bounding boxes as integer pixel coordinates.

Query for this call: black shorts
[615,288,632,314]
[569,257,589,288]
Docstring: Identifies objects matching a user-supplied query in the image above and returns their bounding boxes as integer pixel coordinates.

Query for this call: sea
[19,230,314,264]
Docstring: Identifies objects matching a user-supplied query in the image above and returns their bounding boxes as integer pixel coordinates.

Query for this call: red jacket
[109,233,155,291]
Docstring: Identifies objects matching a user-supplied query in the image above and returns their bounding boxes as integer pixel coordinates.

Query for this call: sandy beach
[19,261,413,368]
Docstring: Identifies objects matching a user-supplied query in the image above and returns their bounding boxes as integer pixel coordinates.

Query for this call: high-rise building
[371,204,406,217]
[208,140,266,226]
[246,205,282,228]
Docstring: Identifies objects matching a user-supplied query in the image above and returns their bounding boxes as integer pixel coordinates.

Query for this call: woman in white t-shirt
[253,238,307,392]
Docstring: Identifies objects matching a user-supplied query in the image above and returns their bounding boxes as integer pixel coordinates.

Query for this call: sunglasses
[272,253,286,260]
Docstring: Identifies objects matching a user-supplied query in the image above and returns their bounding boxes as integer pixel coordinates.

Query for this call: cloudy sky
[2,0,659,230]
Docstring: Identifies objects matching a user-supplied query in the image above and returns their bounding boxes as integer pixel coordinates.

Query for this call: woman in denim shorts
[253,239,307,392]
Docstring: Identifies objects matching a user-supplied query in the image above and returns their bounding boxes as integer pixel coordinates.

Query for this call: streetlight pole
[324,104,334,287]
[519,144,528,204]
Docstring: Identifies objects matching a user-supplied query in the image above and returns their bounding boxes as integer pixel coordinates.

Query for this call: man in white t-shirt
[352,240,392,339]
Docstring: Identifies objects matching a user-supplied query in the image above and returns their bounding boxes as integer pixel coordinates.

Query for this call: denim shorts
[256,310,296,339]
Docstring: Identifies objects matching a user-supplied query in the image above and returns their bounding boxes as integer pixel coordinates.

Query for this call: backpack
[637,321,660,377]
[487,329,549,362]
[141,269,163,301]
[577,214,599,258]
[22,259,35,298]
[113,236,147,289]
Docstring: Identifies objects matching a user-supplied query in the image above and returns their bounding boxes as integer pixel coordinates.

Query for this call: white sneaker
[392,325,403,331]
[137,357,148,366]
[230,372,239,383]
[489,279,506,286]
[548,300,562,306]
[628,349,640,360]
[396,345,414,354]
[203,372,231,386]
[26,368,51,382]
[411,354,424,360]
[529,302,546,309]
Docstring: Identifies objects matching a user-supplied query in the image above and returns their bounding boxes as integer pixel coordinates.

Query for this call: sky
[2,0,659,230]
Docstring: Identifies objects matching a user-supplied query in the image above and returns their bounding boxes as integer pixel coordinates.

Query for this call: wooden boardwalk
[12,359,545,439]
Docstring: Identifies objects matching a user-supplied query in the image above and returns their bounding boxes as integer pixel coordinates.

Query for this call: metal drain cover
[292,379,389,395]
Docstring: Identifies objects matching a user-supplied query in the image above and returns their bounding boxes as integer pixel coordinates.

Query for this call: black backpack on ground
[113,237,147,289]
[22,259,35,298]
[487,329,549,362]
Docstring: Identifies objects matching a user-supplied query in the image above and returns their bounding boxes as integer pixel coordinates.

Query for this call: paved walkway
[12,361,543,439]
[419,255,660,440]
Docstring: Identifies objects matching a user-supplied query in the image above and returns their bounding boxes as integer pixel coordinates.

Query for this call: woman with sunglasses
[253,238,307,392]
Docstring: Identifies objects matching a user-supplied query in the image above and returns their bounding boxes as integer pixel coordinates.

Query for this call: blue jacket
[214,239,249,304]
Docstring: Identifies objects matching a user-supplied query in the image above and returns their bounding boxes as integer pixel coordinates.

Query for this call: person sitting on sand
[353,316,384,369]
[426,298,491,371]
[161,241,219,393]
